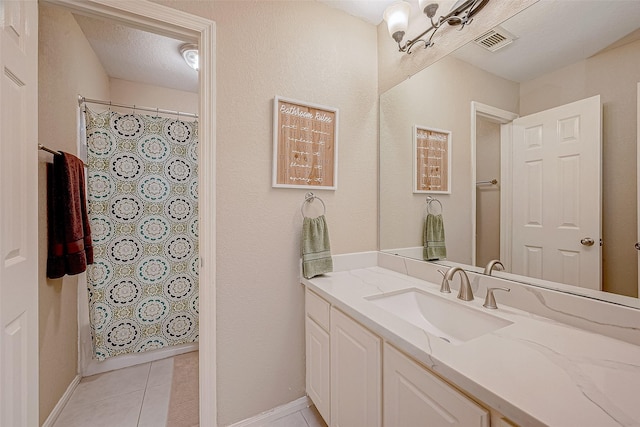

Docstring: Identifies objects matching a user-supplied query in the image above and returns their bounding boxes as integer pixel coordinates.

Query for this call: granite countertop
[303,266,640,427]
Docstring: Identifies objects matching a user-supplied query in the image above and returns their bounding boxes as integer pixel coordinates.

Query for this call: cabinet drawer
[306,288,330,331]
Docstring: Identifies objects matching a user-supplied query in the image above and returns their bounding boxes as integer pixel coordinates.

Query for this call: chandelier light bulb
[384,1,411,43]
[384,0,490,54]
[418,0,440,17]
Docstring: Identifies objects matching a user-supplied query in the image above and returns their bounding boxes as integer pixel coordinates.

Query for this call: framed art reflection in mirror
[414,125,451,194]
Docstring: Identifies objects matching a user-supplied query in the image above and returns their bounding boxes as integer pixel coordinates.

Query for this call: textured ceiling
[451,0,640,83]
[73,1,640,94]
[316,0,458,25]
[74,14,199,93]
[316,0,393,25]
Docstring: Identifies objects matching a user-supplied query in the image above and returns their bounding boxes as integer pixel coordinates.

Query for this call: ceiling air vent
[474,27,516,52]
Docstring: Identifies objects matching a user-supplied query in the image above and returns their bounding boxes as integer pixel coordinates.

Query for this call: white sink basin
[366,288,513,345]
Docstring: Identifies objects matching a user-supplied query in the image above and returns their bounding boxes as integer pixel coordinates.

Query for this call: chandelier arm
[401,25,436,52]
[459,17,473,30]
[450,0,489,26]
[430,15,440,29]
[406,38,432,54]
[391,0,490,55]
[426,25,441,46]
[440,0,476,22]
[424,0,488,48]
[434,0,488,29]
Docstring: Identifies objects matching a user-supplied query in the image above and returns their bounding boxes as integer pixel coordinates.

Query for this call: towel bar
[38,144,61,155]
[301,192,326,217]
[38,144,87,168]
[426,196,443,215]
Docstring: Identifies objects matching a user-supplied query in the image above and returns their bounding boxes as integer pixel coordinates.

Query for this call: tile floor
[53,357,174,427]
[262,405,326,427]
[52,355,327,427]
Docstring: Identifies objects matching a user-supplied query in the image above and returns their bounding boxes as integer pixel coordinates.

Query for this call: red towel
[47,152,94,279]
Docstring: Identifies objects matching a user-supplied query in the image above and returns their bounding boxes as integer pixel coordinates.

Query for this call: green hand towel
[424,213,447,261]
[302,215,333,279]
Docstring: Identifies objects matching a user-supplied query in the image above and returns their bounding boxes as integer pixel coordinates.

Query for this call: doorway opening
[38,1,215,425]
[470,102,517,270]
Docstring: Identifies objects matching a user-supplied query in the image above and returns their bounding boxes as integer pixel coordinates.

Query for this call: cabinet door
[306,316,330,423]
[330,308,381,427]
[490,411,519,427]
[384,343,489,427]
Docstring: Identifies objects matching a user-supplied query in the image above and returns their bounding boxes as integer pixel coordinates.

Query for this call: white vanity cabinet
[384,343,489,427]
[330,306,381,427]
[304,287,516,427]
[305,289,331,422]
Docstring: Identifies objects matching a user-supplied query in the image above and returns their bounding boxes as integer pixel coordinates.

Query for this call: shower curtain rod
[78,95,199,119]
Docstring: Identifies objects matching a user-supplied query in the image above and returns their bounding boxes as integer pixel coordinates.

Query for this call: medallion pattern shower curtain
[85,109,199,360]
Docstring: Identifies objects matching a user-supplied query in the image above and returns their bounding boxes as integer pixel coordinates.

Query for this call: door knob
[580,237,595,246]
[635,242,640,251]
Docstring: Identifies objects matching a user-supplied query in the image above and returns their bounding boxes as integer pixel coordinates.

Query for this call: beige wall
[109,78,199,118]
[520,39,640,297]
[377,0,538,94]
[380,55,519,264]
[152,1,379,425]
[38,4,111,424]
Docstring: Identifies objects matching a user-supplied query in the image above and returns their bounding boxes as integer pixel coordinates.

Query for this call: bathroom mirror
[379,0,640,305]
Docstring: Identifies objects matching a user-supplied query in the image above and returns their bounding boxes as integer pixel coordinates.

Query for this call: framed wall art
[272,96,338,190]
[413,125,451,194]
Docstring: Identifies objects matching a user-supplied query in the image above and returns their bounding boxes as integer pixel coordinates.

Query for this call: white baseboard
[82,342,198,377]
[227,396,312,427]
[42,374,81,427]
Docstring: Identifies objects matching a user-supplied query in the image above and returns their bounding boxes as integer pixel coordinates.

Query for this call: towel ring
[301,192,326,218]
[426,196,443,215]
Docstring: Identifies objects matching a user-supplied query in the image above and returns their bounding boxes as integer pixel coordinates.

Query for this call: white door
[0,1,39,426]
[511,95,601,290]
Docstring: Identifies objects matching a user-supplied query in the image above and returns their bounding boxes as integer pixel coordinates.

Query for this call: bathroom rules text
[273,97,338,189]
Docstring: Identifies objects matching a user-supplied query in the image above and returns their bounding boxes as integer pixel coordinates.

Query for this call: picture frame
[272,96,338,190]
[413,125,451,194]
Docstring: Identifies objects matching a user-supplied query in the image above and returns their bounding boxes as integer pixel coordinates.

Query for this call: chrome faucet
[483,287,511,309]
[441,267,474,301]
[483,259,505,276]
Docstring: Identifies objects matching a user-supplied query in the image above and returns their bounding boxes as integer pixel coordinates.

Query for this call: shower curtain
[84,109,199,360]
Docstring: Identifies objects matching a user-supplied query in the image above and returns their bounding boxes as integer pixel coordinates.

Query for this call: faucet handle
[437,269,451,293]
[483,287,510,309]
